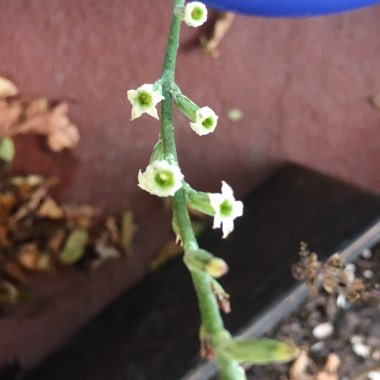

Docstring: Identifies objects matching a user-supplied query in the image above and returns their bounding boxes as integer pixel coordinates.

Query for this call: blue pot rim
[202,0,380,17]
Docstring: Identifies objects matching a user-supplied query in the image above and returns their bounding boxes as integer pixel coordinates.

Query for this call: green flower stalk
[127,1,299,378]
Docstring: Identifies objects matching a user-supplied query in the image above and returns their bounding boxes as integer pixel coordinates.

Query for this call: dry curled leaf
[0,77,18,98]
[290,351,340,380]
[0,88,80,151]
[199,12,235,58]
[120,210,137,255]
[37,196,64,219]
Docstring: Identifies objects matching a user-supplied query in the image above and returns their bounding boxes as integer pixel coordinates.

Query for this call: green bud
[184,249,228,278]
[172,90,199,121]
[149,139,164,164]
[185,187,215,216]
[205,258,228,278]
[0,137,15,164]
[219,338,300,365]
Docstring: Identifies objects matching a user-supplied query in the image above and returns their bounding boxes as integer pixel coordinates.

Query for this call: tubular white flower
[208,181,243,239]
[190,106,218,136]
[127,84,164,121]
[138,160,184,197]
[184,2,208,28]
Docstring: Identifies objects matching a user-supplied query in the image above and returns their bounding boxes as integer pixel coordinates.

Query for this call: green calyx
[172,89,199,121]
[185,187,215,216]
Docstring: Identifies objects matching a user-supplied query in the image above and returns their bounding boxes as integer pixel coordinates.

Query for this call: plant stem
[159,1,245,379]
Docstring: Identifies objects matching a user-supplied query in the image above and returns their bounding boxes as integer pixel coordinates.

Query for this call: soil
[247,244,380,380]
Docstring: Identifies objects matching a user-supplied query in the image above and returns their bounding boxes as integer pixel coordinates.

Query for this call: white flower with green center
[190,106,218,136]
[184,1,208,28]
[208,181,243,239]
[127,84,164,121]
[138,160,184,197]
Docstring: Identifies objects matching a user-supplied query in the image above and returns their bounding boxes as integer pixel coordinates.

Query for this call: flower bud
[205,258,228,278]
[184,249,228,278]
[219,338,300,365]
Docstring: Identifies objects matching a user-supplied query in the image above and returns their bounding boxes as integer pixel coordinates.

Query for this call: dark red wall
[0,0,380,369]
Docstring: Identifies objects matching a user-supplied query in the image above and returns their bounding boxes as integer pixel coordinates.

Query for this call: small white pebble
[352,342,370,357]
[372,349,380,361]
[337,293,349,309]
[368,371,380,380]
[313,322,334,340]
[363,269,374,279]
[361,248,372,259]
[350,335,364,345]
[345,263,356,272]
[310,341,325,352]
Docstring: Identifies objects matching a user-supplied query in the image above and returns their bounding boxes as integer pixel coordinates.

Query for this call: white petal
[137,170,147,190]
[208,192,224,213]
[152,92,165,104]
[127,89,137,103]
[139,83,154,92]
[222,218,234,239]
[212,213,222,229]
[131,106,143,121]
[146,107,160,120]
[221,181,234,198]
[233,200,244,218]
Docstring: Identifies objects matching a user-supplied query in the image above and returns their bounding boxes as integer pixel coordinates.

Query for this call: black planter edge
[183,219,380,380]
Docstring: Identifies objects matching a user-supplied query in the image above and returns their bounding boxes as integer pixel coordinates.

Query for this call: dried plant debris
[0,174,136,305]
[199,12,235,58]
[247,245,380,380]
[368,94,380,111]
[0,76,79,152]
[292,242,373,304]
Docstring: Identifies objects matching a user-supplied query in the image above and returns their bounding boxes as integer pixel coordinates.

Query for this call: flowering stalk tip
[127,84,164,121]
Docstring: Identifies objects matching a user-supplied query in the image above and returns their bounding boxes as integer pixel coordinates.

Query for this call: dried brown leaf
[368,94,380,110]
[0,77,18,98]
[105,216,119,244]
[3,261,27,283]
[150,240,183,271]
[47,229,66,253]
[0,92,79,151]
[120,210,137,255]
[63,204,99,229]
[37,196,64,219]
[17,243,53,272]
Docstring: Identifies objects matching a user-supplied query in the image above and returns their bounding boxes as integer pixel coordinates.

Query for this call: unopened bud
[219,338,300,365]
[205,258,228,278]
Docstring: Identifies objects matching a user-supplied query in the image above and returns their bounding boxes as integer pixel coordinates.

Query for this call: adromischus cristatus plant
[127,1,299,379]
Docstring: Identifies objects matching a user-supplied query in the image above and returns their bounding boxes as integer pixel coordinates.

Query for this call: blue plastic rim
[202,0,380,17]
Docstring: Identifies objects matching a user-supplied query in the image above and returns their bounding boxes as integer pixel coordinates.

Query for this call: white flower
[190,106,218,136]
[184,2,208,28]
[138,160,184,197]
[208,181,243,239]
[127,84,164,121]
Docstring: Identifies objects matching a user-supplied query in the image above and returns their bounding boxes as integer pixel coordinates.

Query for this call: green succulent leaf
[0,137,15,164]
[59,228,88,265]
